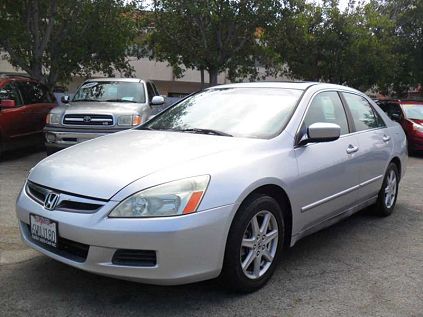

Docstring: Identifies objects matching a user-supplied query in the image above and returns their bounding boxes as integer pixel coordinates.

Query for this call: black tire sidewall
[377,163,399,216]
[222,194,285,292]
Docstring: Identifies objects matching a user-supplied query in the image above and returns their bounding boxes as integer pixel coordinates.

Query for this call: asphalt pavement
[0,149,422,317]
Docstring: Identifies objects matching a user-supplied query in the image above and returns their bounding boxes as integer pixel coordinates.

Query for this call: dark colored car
[0,75,56,157]
[377,100,423,153]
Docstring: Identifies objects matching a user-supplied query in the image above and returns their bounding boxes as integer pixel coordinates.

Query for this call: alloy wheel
[384,169,397,208]
[240,210,279,279]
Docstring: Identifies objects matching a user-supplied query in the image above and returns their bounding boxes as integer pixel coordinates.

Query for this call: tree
[381,0,423,95]
[0,0,140,90]
[267,0,401,92]
[147,0,280,86]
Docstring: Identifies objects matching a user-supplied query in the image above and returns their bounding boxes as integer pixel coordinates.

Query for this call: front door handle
[346,144,359,154]
[383,135,391,142]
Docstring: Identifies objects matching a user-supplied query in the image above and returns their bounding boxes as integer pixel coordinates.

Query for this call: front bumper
[16,186,235,285]
[43,127,126,149]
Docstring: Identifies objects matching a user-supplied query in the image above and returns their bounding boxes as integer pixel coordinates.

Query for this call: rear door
[294,91,361,231]
[15,80,55,136]
[341,92,392,201]
[0,81,26,145]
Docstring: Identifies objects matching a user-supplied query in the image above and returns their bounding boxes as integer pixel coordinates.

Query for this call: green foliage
[0,0,140,89]
[147,0,281,85]
[267,0,402,92]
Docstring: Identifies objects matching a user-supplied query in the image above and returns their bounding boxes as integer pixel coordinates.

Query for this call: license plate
[30,214,58,248]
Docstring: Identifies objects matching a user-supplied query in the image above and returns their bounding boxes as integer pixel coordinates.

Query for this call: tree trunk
[209,68,218,86]
[200,68,205,89]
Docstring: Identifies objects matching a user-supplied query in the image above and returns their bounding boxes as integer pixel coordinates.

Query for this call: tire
[374,163,399,217]
[221,194,285,292]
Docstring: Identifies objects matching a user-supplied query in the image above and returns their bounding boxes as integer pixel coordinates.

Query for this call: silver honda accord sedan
[16,82,407,292]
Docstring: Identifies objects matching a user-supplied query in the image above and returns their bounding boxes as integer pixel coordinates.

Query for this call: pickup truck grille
[63,114,114,126]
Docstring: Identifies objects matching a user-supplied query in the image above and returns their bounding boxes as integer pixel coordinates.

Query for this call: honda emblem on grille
[83,116,92,123]
[44,193,60,210]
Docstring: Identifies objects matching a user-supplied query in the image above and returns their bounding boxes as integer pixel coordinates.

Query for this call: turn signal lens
[132,115,142,126]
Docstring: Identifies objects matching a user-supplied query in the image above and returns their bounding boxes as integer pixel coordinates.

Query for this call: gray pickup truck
[44,78,164,155]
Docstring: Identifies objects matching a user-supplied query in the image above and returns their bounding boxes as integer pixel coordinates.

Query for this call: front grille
[26,181,105,213]
[63,114,114,126]
[25,224,89,262]
[112,249,157,267]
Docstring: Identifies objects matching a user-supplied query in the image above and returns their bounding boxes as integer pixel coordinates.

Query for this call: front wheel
[221,194,284,292]
[374,163,399,217]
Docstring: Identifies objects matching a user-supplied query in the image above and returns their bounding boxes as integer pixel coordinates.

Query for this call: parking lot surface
[1,150,422,317]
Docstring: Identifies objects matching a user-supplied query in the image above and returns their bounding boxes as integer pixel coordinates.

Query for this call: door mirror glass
[0,99,16,108]
[299,122,341,146]
[61,95,70,104]
[151,95,165,106]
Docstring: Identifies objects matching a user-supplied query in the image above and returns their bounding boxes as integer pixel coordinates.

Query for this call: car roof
[208,81,359,92]
[85,78,143,83]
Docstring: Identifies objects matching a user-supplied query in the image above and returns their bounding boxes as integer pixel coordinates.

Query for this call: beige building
[0,55,286,96]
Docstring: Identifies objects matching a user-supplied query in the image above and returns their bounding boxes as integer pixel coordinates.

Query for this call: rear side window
[0,83,22,106]
[343,93,385,131]
[303,91,349,135]
[15,81,52,104]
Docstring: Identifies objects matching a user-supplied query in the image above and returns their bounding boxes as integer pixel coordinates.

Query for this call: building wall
[0,55,286,95]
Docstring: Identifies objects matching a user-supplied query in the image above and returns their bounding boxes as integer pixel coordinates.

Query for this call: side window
[146,82,155,102]
[343,93,385,131]
[303,91,350,135]
[16,81,36,105]
[0,83,22,106]
[36,84,53,103]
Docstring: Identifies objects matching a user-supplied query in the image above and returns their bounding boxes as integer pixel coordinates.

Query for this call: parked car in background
[0,74,56,158]
[377,100,423,153]
[17,82,407,292]
[44,78,164,155]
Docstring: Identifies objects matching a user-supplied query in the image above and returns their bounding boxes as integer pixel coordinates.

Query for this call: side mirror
[391,113,401,122]
[0,99,16,108]
[151,96,165,106]
[298,122,341,146]
[61,95,70,104]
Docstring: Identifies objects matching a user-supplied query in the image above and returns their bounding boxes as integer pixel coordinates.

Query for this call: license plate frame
[29,214,59,248]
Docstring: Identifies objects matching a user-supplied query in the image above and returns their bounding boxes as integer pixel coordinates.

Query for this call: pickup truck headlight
[118,115,142,126]
[109,175,210,218]
[46,113,61,125]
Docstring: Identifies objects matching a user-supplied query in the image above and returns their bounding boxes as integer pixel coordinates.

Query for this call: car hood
[29,130,260,200]
[52,101,145,115]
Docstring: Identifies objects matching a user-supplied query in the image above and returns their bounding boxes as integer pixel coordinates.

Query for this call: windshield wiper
[73,99,100,102]
[178,128,233,137]
[104,99,138,103]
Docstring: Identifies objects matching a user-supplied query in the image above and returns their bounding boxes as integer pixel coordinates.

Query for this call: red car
[377,100,423,153]
[0,74,56,157]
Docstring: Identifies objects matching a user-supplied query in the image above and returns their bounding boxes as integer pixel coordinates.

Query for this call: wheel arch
[390,156,402,179]
[233,183,293,248]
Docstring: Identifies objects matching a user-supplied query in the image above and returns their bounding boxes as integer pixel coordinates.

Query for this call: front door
[292,91,361,232]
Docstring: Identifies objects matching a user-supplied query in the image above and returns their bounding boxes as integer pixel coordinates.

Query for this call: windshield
[142,88,303,139]
[402,104,423,120]
[73,81,146,103]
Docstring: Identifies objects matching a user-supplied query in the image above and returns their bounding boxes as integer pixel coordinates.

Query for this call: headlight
[109,175,210,218]
[118,115,142,126]
[46,113,61,125]
[413,122,423,132]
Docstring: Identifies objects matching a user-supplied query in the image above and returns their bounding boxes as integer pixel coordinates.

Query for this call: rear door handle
[383,135,391,142]
[346,144,359,154]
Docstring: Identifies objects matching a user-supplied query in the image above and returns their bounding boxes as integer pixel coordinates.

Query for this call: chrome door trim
[301,174,383,213]
[301,184,360,213]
